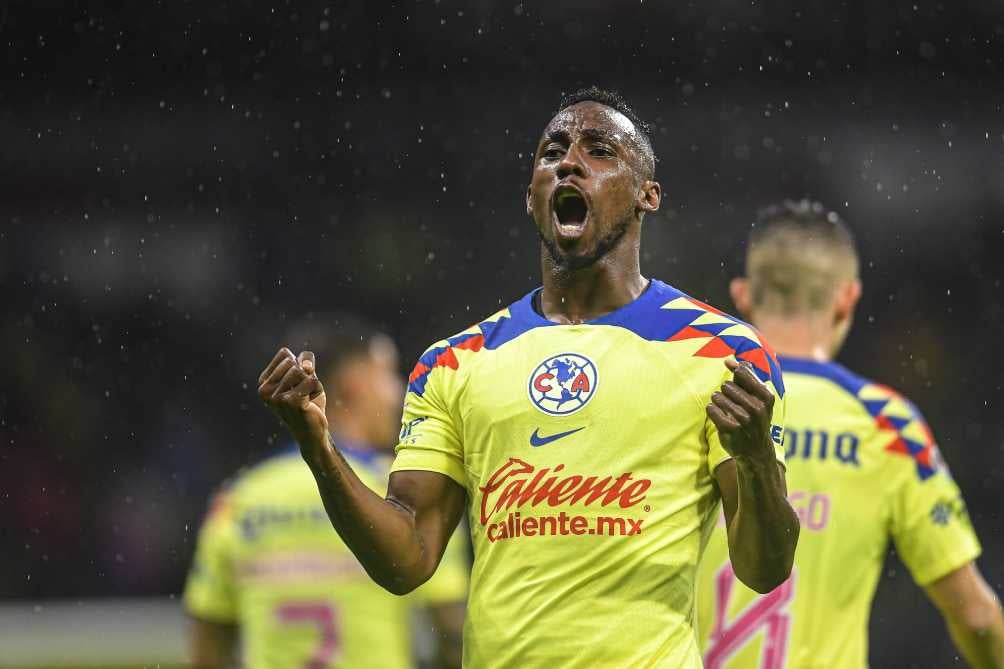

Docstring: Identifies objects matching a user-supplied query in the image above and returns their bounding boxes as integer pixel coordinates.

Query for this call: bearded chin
[539,216,633,271]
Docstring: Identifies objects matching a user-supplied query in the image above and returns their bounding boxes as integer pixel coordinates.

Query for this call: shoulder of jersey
[219,450,306,499]
[784,359,942,481]
[198,472,243,526]
[406,305,516,396]
[196,452,314,531]
[407,280,784,398]
[201,482,236,525]
[645,282,785,398]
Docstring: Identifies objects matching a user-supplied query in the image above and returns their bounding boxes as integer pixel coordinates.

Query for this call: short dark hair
[747,199,859,314]
[555,85,656,178]
[282,312,392,382]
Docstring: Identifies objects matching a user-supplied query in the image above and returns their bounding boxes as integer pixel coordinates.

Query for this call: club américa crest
[527,352,598,416]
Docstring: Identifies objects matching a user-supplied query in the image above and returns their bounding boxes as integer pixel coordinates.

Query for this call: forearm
[926,563,1004,668]
[727,457,799,593]
[946,612,1004,669]
[302,434,433,594]
[429,602,466,669]
[189,618,237,669]
[258,347,456,595]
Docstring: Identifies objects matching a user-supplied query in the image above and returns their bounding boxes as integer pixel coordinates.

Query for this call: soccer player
[185,316,468,669]
[696,200,1004,668]
[258,87,799,667]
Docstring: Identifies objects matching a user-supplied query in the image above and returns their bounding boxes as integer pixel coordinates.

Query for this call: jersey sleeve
[706,355,787,473]
[183,490,240,622]
[390,343,466,487]
[411,524,470,606]
[888,413,981,585]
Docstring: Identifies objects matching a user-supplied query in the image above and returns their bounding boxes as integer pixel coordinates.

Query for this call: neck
[750,313,835,362]
[327,406,373,449]
[538,226,646,324]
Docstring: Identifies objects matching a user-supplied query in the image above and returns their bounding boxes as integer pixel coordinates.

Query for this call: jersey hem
[184,603,238,625]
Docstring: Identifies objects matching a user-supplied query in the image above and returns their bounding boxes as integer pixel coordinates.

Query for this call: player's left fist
[706,358,776,463]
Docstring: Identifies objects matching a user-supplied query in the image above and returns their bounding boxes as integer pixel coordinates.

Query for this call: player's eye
[542,145,565,160]
[589,146,614,158]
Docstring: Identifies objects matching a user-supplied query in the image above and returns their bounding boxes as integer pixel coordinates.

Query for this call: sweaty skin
[259,101,797,598]
[527,102,657,323]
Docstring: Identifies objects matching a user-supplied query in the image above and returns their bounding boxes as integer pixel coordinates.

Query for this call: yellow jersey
[696,356,981,669]
[184,443,469,669]
[391,280,787,668]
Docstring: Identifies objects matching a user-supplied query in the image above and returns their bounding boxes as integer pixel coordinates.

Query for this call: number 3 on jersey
[705,564,795,669]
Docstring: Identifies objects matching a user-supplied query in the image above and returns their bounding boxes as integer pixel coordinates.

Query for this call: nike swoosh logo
[529,427,585,447]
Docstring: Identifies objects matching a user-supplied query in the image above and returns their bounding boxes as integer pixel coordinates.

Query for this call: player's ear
[834,279,862,322]
[526,184,534,216]
[637,180,661,214]
[730,277,752,318]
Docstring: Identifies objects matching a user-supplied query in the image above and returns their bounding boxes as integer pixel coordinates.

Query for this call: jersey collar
[776,355,834,375]
[511,278,672,329]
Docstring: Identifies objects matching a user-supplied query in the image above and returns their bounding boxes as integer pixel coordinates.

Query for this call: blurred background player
[696,200,1004,668]
[184,314,468,669]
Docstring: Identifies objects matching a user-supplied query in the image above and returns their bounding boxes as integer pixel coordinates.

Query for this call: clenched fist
[706,358,777,465]
[258,347,329,452]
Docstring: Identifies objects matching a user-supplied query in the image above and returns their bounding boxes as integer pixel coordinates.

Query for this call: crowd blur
[2,1,1003,665]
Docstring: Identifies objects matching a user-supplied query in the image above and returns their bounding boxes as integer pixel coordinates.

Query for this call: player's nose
[556,144,588,180]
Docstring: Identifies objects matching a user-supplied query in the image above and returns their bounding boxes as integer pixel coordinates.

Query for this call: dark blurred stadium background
[2,1,1003,666]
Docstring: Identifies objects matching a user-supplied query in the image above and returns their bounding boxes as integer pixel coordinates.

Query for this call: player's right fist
[258,347,329,452]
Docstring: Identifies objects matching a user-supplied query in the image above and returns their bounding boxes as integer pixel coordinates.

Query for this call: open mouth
[552,184,589,228]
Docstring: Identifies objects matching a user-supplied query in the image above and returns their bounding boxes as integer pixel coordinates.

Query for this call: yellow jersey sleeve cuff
[184,591,238,624]
[911,536,982,587]
[391,446,467,489]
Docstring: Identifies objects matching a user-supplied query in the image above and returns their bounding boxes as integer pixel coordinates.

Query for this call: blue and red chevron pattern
[656,295,786,398]
[407,308,526,396]
[858,383,939,480]
[406,281,787,400]
[778,356,940,481]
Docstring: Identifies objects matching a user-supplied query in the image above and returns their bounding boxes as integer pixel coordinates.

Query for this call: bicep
[189,617,237,669]
[713,459,788,529]
[387,470,467,571]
